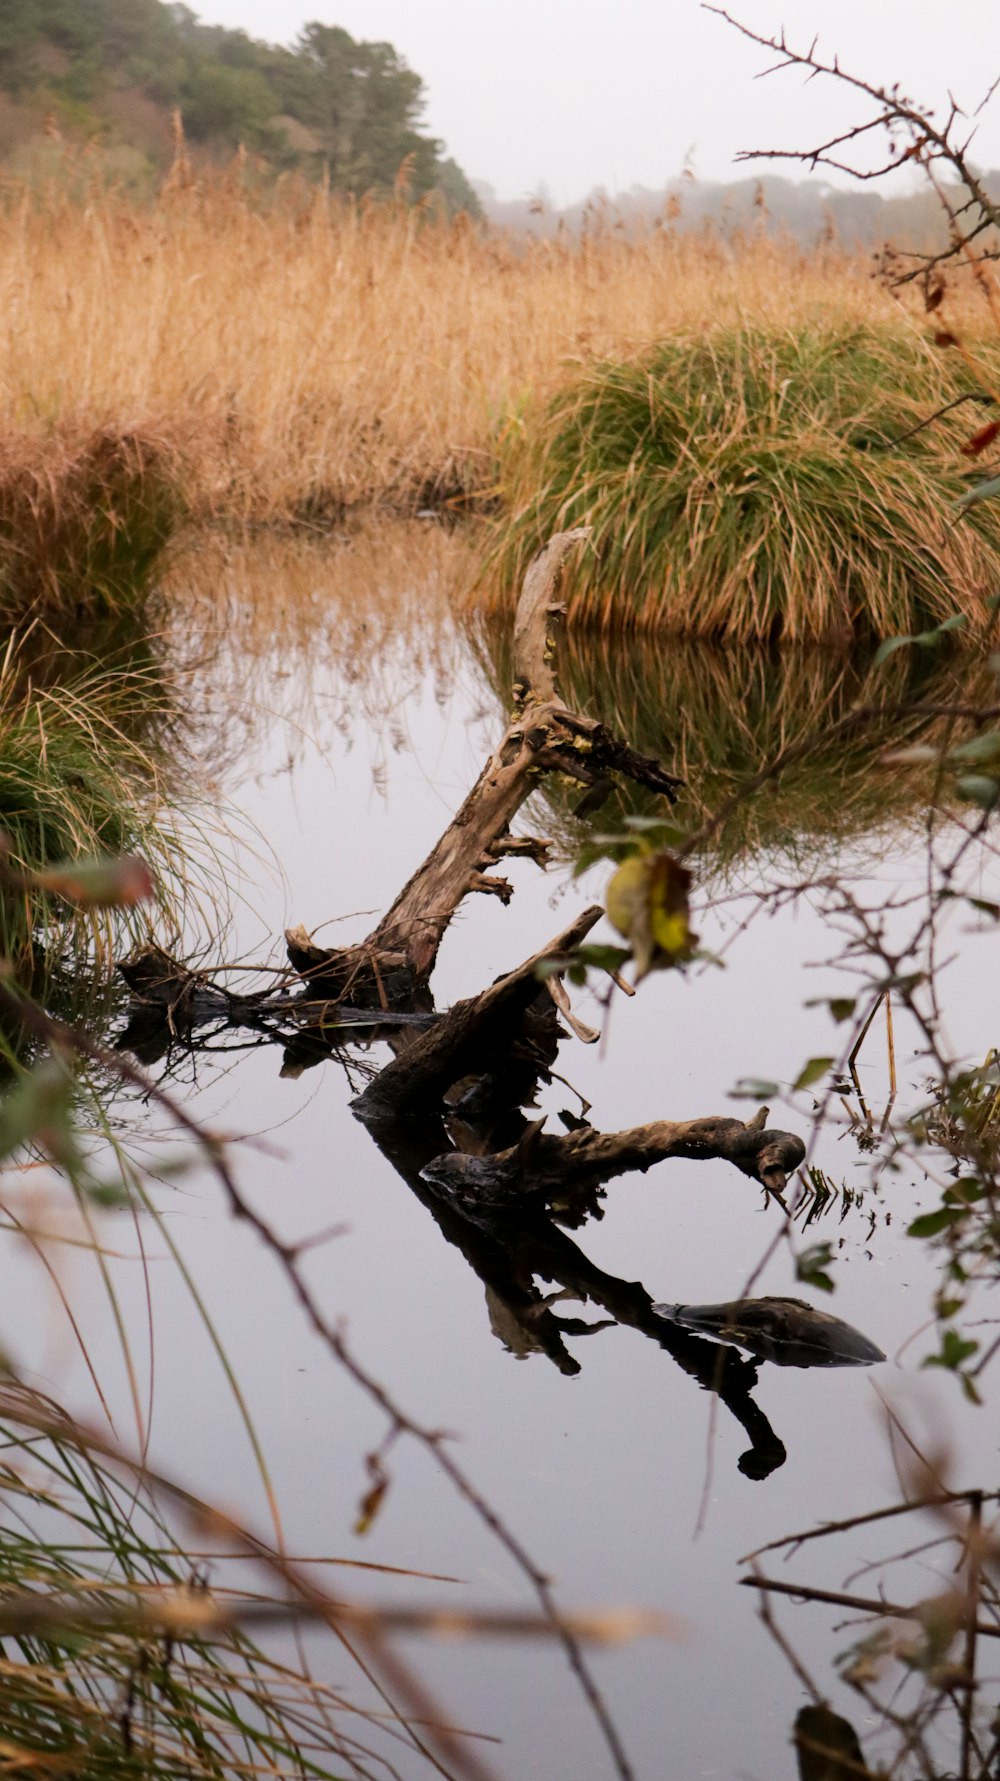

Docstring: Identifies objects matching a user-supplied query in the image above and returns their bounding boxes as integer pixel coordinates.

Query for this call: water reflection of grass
[474,616,989,869]
[158,521,477,780]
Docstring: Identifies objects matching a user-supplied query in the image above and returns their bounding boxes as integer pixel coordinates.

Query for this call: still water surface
[22,531,1000,1779]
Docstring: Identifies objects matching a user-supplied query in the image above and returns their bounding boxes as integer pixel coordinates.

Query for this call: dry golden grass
[3,169,987,523]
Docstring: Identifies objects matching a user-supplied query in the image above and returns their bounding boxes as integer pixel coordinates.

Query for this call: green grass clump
[492,327,1000,642]
[0,644,185,964]
[0,430,181,625]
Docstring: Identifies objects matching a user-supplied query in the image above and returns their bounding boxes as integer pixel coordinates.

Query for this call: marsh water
[18,525,1000,1779]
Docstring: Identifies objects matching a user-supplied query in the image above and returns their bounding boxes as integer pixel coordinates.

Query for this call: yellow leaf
[606,850,697,982]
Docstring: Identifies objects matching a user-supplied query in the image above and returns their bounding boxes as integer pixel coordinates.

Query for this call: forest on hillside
[0,0,479,208]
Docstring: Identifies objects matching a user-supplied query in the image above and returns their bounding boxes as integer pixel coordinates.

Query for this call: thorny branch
[708,9,1000,290]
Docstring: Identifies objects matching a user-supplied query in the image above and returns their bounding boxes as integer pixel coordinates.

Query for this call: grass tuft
[0,640,193,966]
[489,327,1000,642]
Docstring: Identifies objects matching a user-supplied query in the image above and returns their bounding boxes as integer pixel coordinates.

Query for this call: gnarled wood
[352,905,603,1123]
[419,1107,806,1206]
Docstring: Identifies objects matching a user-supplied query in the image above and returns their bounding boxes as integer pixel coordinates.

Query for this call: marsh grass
[0,170,984,531]
[489,327,1000,642]
[0,639,195,965]
[0,1384,363,1780]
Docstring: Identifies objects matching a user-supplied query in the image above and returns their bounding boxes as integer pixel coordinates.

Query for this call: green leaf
[944,1179,986,1206]
[922,1329,979,1370]
[794,1056,835,1092]
[797,1241,836,1293]
[575,943,633,974]
[908,1207,966,1238]
[949,731,1000,765]
[0,1058,78,1170]
[731,1078,780,1100]
[917,613,967,641]
[940,891,1000,919]
[534,958,565,981]
[873,634,914,666]
[805,996,857,1022]
[86,1179,132,1209]
[955,774,1000,809]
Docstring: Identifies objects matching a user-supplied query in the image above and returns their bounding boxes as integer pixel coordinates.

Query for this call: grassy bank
[5,174,1000,634]
[0,427,180,624]
[489,327,1000,642]
[0,174,974,531]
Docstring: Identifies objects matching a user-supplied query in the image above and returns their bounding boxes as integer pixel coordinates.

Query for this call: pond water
[14,525,1000,1780]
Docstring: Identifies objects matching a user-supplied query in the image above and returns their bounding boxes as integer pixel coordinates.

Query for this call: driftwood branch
[419,1106,806,1208]
[286,530,680,999]
[352,906,603,1123]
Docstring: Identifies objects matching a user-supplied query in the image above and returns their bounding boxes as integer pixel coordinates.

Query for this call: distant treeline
[475,171,1000,253]
[0,0,479,210]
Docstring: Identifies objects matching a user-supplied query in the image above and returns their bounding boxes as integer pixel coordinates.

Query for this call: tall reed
[0,170,979,525]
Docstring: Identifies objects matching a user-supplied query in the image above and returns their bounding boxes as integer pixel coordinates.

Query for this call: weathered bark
[419,1106,806,1207]
[286,531,681,998]
[352,906,603,1123]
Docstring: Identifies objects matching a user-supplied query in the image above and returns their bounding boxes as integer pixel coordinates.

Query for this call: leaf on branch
[0,1058,79,1172]
[907,1206,966,1238]
[922,1329,979,1372]
[874,614,966,664]
[605,850,697,982]
[948,731,1000,765]
[955,773,1000,809]
[794,1056,835,1092]
[731,1078,781,1100]
[796,1241,836,1293]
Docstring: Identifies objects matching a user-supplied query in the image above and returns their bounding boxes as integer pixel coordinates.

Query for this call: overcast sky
[191,0,1000,203]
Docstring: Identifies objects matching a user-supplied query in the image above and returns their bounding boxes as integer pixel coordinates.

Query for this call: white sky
[190,0,1000,204]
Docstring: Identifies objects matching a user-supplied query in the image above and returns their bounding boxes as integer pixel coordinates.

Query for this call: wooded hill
[0,0,479,210]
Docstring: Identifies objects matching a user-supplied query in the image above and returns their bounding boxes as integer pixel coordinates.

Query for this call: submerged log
[286,530,681,1001]
[417,1106,806,1208]
[652,1297,885,1369]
